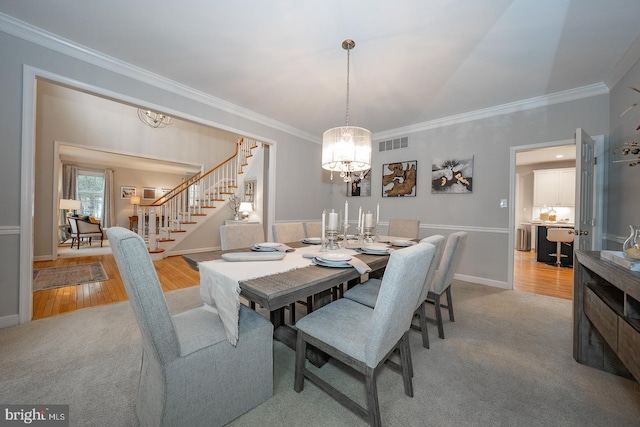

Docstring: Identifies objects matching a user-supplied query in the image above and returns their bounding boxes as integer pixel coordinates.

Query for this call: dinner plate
[391,240,414,247]
[312,258,351,268]
[356,247,391,255]
[250,244,278,252]
[318,253,352,262]
[302,237,322,244]
[256,242,282,248]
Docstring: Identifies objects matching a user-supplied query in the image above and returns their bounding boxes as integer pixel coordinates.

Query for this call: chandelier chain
[345,43,350,126]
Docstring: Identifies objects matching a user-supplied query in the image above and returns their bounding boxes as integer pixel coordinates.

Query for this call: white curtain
[102,168,115,228]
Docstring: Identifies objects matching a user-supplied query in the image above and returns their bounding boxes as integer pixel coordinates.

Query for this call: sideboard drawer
[618,320,640,381]
[585,286,618,351]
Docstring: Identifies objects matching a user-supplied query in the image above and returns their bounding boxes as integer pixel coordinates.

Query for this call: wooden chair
[68,217,104,249]
[387,219,420,240]
[294,242,436,426]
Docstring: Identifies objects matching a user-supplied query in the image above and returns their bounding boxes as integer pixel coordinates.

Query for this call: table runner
[199,246,360,344]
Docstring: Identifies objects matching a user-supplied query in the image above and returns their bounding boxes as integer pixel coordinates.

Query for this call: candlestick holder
[363,225,376,243]
[326,229,340,250]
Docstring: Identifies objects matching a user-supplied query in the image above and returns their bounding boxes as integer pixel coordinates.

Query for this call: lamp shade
[322,126,372,175]
[239,202,253,213]
[130,196,141,205]
[59,199,81,210]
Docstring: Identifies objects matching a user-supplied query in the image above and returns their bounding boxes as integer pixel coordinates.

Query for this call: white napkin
[275,244,295,252]
[303,252,371,274]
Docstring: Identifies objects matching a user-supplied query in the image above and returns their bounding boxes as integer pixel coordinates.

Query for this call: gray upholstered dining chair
[427,231,467,339]
[107,227,273,427]
[387,218,420,239]
[342,235,446,348]
[219,223,265,250]
[272,222,306,243]
[294,242,436,427]
[303,221,322,238]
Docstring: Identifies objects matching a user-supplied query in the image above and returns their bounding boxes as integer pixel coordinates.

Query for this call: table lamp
[130,196,141,216]
[59,198,81,217]
[239,202,253,221]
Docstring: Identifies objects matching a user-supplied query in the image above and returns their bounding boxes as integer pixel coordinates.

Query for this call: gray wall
[608,57,640,247]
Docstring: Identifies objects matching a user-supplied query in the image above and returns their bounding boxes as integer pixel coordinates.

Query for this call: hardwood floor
[32,254,200,320]
[32,247,571,320]
[513,249,573,300]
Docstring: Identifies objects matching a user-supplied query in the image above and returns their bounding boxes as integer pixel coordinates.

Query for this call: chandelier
[138,108,173,128]
[322,39,372,182]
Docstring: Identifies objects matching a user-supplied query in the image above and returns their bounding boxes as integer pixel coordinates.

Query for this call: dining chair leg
[250,301,256,310]
[306,296,313,313]
[445,285,455,322]
[294,333,307,393]
[399,333,414,397]
[434,294,445,339]
[365,366,382,427]
[289,303,296,324]
[417,302,430,349]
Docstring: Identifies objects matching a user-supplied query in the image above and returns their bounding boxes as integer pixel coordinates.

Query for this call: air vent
[378,136,408,152]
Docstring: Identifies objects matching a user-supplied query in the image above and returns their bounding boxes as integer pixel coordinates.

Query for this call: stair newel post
[148,207,157,250]
[137,206,145,239]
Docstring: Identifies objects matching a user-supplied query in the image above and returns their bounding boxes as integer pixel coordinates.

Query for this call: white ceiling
[2,1,640,140]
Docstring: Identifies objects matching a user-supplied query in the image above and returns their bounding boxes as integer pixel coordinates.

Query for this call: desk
[182,241,389,359]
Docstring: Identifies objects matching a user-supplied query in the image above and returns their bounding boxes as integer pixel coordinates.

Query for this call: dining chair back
[342,234,446,348]
[107,227,273,427]
[294,242,436,426]
[388,219,420,239]
[272,222,306,243]
[428,231,467,339]
[304,222,322,238]
[220,223,265,250]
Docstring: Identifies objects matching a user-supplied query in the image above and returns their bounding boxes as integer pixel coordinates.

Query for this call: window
[77,170,105,221]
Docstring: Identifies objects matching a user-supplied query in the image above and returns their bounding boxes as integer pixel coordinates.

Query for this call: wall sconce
[239,202,253,221]
[130,196,141,216]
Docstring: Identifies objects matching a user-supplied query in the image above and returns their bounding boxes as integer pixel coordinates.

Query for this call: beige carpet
[32,262,108,291]
[57,238,112,259]
[2,281,640,426]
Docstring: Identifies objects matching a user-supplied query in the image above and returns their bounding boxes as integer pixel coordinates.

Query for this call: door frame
[19,65,278,323]
[507,135,605,290]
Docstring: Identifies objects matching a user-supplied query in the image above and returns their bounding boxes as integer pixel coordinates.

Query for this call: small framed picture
[121,186,136,199]
[142,187,156,200]
[431,156,474,193]
[161,188,172,195]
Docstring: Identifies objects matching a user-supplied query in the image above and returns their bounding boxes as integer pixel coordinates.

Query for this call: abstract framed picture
[347,170,371,197]
[142,187,156,200]
[382,160,417,197]
[431,156,474,193]
[121,186,136,199]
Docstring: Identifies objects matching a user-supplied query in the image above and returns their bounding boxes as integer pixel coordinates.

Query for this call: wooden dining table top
[181,241,390,312]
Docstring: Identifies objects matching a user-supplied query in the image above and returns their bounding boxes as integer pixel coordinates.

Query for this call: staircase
[133,137,260,259]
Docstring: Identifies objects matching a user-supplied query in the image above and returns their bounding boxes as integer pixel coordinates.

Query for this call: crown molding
[604,32,640,89]
[373,83,610,141]
[0,13,319,144]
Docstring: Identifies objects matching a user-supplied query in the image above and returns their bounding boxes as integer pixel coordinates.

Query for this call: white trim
[454,274,508,290]
[418,223,508,234]
[19,65,279,324]
[0,314,20,329]
[374,84,609,141]
[605,233,628,245]
[0,13,318,144]
[0,226,20,235]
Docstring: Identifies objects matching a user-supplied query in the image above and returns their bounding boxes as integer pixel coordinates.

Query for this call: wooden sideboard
[574,250,640,380]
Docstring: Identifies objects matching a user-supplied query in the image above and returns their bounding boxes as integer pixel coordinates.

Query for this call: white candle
[328,211,338,230]
[365,212,373,227]
[321,210,326,238]
[376,203,380,224]
[344,200,349,227]
[357,206,362,228]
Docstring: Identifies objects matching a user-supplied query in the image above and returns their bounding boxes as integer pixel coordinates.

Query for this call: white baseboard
[454,273,509,290]
[0,314,20,329]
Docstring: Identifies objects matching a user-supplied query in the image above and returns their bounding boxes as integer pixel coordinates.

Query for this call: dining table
[182,240,393,364]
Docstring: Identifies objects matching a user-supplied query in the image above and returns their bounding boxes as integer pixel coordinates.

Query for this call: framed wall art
[142,187,156,200]
[431,156,474,193]
[382,160,417,197]
[121,186,136,199]
[347,170,371,197]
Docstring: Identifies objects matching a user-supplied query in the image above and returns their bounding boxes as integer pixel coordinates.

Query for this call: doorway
[512,141,576,300]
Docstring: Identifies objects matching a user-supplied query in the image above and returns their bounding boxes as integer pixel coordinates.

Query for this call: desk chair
[547,228,574,267]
